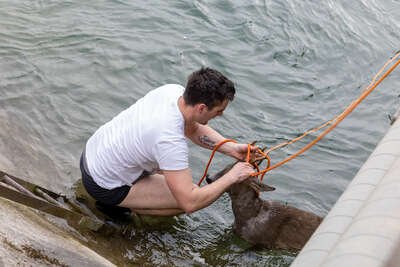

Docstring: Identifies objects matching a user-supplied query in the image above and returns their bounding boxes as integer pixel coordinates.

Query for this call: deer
[207,161,322,250]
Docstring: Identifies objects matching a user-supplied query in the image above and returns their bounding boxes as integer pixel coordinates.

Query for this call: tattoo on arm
[199,135,215,149]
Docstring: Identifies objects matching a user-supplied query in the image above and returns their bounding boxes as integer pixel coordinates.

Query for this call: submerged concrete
[0,197,115,267]
[291,117,400,267]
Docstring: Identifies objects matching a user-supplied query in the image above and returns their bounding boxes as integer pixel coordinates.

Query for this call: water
[0,0,399,266]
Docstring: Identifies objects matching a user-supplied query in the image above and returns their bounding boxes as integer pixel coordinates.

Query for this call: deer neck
[229,184,263,221]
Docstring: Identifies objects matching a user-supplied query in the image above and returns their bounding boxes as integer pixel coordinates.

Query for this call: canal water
[0,0,399,266]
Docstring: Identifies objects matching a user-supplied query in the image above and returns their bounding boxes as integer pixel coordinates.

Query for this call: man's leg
[118,173,185,216]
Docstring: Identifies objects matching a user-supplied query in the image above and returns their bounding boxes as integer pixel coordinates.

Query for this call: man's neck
[178,96,197,135]
[178,96,193,122]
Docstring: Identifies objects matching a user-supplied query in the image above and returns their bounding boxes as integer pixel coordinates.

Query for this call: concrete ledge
[291,118,400,267]
[0,197,115,267]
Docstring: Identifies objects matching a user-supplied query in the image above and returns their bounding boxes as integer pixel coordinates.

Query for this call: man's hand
[226,143,260,161]
[227,162,254,183]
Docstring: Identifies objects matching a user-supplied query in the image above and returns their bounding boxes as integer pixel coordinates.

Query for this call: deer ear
[259,183,275,192]
[205,174,213,184]
[248,180,275,193]
[206,162,236,184]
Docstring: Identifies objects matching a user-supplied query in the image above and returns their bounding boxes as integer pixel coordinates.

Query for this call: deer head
[206,161,275,195]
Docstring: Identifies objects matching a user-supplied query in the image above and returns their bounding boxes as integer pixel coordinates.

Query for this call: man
[80,67,255,216]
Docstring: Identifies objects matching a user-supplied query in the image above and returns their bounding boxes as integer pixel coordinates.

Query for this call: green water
[0,1,399,266]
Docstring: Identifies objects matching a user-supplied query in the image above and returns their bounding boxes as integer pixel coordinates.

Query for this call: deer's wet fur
[207,162,322,251]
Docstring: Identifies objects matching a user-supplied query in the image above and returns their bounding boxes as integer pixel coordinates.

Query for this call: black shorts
[80,151,130,206]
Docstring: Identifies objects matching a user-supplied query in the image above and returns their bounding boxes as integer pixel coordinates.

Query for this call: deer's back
[233,200,322,250]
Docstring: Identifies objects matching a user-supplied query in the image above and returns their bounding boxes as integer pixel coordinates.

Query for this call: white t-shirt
[85,84,189,189]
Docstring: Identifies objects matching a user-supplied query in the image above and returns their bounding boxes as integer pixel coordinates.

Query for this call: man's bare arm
[185,122,235,154]
[163,163,253,214]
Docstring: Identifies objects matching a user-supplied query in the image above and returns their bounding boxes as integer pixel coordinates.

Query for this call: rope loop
[197,139,237,186]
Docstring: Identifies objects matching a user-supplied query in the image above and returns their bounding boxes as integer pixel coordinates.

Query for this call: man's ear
[197,103,208,114]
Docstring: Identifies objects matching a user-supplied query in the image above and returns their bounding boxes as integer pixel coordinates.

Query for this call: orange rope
[245,144,251,163]
[197,139,237,186]
[199,52,400,185]
[251,52,400,177]
[256,148,271,181]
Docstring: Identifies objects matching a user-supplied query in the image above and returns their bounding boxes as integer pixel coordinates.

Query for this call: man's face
[197,99,229,125]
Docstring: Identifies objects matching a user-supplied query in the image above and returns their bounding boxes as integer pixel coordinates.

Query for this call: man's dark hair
[183,67,235,109]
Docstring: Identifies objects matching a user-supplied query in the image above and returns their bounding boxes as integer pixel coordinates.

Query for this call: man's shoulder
[158,84,185,90]
[154,84,185,94]
[142,84,184,103]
